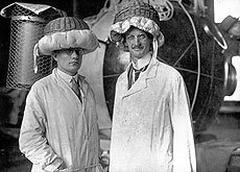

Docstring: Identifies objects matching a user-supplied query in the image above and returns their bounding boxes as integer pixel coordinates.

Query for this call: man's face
[53,48,83,76]
[125,27,152,60]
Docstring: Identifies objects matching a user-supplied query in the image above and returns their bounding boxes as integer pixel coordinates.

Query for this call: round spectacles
[54,48,84,55]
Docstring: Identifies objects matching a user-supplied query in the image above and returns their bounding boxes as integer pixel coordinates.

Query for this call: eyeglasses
[54,48,85,55]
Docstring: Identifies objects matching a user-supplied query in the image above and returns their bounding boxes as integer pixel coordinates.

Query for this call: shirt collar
[56,68,78,83]
[131,52,152,70]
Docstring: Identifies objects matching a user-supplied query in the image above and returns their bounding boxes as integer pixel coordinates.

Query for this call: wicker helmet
[34,17,99,56]
[110,0,164,47]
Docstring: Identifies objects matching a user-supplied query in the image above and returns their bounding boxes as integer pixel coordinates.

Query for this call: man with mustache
[19,17,103,172]
[109,1,196,172]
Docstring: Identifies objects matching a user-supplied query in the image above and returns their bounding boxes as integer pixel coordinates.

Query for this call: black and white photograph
[0,0,240,172]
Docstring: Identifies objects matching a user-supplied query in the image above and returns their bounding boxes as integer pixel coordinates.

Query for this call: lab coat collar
[52,68,86,101]
[120,54,159,98]
[56,68,75,85]
[131,52,152,70]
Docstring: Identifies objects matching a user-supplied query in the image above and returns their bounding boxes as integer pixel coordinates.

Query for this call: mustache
[70,58,80,63]
[131,44,144,49]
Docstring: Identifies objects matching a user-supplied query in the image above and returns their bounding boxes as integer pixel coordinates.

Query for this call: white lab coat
[110,57,196,172]
[19,68,102,172]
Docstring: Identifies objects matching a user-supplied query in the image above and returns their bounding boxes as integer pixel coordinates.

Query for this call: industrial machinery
[86,0,238,132]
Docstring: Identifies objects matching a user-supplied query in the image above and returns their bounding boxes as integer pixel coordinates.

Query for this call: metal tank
[0,2,66,90]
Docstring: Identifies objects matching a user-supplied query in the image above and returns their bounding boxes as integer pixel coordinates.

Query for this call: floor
[0,130,31,172]
[196,113,240,172]
[1,113,240,172]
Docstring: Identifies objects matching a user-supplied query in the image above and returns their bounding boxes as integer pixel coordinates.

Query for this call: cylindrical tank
[0,2,66,90]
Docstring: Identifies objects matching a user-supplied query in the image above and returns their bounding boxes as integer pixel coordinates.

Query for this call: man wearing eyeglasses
[19,17,103,172]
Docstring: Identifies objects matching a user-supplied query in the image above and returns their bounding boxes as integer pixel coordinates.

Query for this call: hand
[56,165,74,172]
[56,163,65,170]
[57,169,71,172]
[100,150,110,169]
[57,167,75,172]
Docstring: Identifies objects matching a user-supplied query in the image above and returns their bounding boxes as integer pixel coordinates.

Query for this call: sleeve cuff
[43,157,63,172]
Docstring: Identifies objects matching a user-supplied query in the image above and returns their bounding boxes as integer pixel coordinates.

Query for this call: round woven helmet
[35,16,99,56]
[113,0,160,26]
[110,0,164,47]
[44,17,89,35]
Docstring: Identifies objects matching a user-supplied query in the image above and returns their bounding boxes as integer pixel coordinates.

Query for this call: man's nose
[71,50,79,58]
[132,37,140,45]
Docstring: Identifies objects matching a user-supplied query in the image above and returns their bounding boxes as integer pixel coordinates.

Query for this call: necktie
[128,64,148,89]
[70,77,82,103]
[134,69,141,81]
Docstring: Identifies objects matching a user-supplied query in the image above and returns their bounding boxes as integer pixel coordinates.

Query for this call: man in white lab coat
[19,17,102,172]
[109,1,197,172]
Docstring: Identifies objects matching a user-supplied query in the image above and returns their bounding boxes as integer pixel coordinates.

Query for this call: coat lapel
[124,75,147,97]
[52,69,86,106]
[121,57,159,98]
